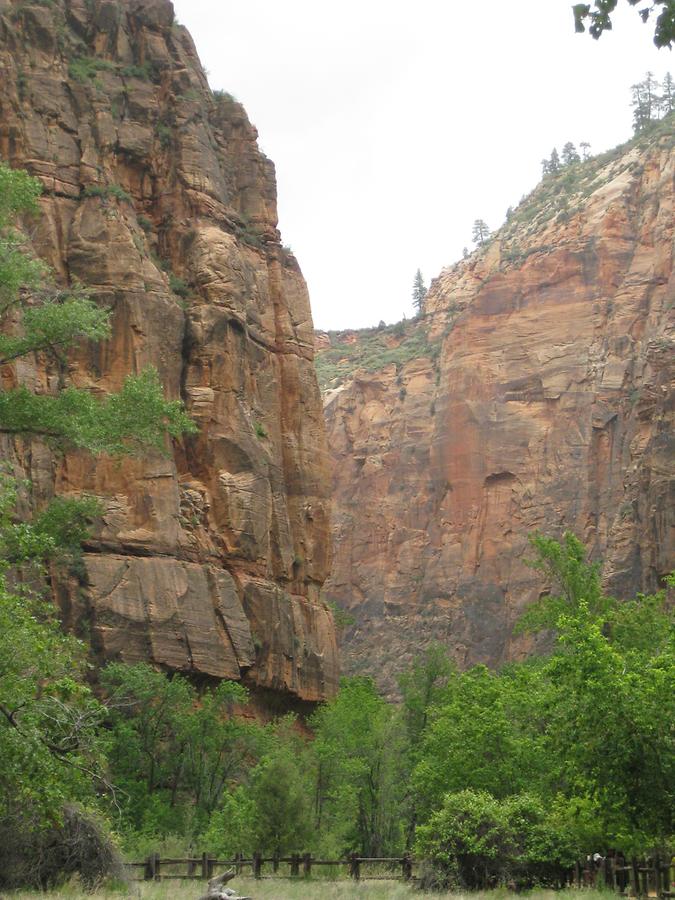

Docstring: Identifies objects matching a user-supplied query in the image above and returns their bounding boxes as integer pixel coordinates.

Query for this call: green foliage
[324,597,355,629]
[514,531,609,633]
[0,474,100,566]
[68,56,115,85]
[412,268,427,314]
[168,272,190,299]
[238,217,264,249]
[254,421,268,439]
[315,319,437,391]
[498,99,673,255]
[0,367,196,454]
[83,183,132,203]
[415,790,577,889]
[120,62,154,80]
[156,123,172,149]
[472,218,490,246]
[101,664,267,837]
[412,663,550,817]
[573,1,675,48]
[0,292,111,365]
[249,739,312,855]
[0,569,105,830]
[213,89,237,103]
[310,677,406,856]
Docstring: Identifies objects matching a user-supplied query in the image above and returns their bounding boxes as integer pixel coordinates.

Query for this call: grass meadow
[5,883,617,900]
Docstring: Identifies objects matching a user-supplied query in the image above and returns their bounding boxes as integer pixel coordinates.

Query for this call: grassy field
[5,884,614,900]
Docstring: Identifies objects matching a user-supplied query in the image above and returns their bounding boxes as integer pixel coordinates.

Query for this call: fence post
[290,853,300,877]
[349,852,361,881]
[153,852,161,881]
[201,852,209,880]
[253,850,262,879]
[663,857,671,897]
[273,852,280,873]
[235,851,242,876]
[144,855,154,881]
[575,861,582,889]
[303,852,312,877]
[631,857,640,897]
[402,853,412,881]
[187,855,197,877]
[654,855,662,898]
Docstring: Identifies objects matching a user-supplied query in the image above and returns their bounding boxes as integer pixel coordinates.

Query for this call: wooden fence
[568,856,674,898]
[129,851,414,882]
[129,850,674,895]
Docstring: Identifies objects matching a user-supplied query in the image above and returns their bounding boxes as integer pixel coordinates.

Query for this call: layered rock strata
[0,0,338,703]
[320,128,674,693]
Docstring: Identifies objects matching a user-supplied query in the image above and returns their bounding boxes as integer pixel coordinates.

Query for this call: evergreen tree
[561,141,581,165]
[412,269,427,315]
[631,71,659,133]
[660,71,674,114]
[580,141,591,160]
[548,148,561,173]
[471,219,490,246]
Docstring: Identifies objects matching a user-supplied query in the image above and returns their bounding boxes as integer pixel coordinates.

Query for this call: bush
[69,56,115,84]
[0,805,125,890]
[415,790,575,890]
[83,184,132,203]
[168,272,190,298]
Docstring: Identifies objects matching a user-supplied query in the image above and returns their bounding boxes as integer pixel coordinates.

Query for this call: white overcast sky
[171,0,670,330]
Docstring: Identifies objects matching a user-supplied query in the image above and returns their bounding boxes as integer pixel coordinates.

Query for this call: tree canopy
[573,1,675,49]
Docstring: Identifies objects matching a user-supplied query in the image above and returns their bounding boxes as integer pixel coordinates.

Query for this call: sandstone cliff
[0,0,338,704]
[319,125,674,693]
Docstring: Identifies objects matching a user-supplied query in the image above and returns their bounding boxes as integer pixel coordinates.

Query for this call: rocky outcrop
[0,0,337,704]
[320,127,674,694]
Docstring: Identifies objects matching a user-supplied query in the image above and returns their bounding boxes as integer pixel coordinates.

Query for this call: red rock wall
[322,133,674,693]
[0,0,338,704]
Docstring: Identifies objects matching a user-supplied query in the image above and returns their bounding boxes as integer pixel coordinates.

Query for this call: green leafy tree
[517,536,674,850]
[0,161,195,456]
[412,268,427,315]
[310,677,405,856]
[412,663,549,819]
[101,664,267,835]
[398,644,453,846]
[573,1,675,49]
[471,219,490,246]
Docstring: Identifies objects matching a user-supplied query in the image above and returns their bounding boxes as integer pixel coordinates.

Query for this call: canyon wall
[0,0,338,705]
[320,128,674,693]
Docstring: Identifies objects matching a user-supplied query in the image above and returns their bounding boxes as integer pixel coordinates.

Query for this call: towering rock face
[0,0,338,704]
[320,129,674,693]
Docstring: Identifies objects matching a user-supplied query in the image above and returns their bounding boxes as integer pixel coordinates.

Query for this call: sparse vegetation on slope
[315,319,438,392]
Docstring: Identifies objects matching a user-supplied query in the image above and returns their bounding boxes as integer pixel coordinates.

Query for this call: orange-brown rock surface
[320,128,674,693]
[0,0,337,704]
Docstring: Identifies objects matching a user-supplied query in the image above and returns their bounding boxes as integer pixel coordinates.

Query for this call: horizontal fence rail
[129,850,673,894]
[130,851,414,882]
[569,855,674,898]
